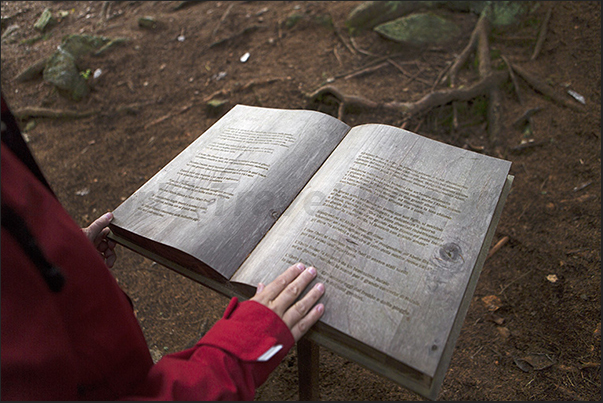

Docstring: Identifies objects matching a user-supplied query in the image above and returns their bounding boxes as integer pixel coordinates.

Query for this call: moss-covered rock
[42,34,128,101]
[374,13,461,46]
[43,50,89,101]
[346,1,533,33]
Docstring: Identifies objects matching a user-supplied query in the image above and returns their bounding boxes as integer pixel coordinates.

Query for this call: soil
[1,1,600,401]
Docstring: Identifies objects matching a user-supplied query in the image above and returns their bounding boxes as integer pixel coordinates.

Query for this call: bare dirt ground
[1,1,600,400]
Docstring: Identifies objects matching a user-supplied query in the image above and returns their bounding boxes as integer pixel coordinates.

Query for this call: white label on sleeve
[256,344,283,362]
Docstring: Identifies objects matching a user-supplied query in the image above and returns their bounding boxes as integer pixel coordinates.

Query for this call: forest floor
[1,1,600,400]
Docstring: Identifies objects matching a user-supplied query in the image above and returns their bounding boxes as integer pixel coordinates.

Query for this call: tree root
[509,62,585,112]
[308,5,584,154]
[445,12,487,88]
[306,71,507,122]
[475,11,503,148]
[531,4,553,61]
[13,107,100,120]
[14,101,157,121]
[14,57,49,82]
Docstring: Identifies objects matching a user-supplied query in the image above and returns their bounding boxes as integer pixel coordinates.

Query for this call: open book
[109,104,513,399]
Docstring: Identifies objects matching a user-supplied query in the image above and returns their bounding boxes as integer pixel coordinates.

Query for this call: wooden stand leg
[297,337,320,401]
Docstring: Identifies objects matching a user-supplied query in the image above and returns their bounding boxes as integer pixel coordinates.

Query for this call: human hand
[82,212,117,268]
[251,263,325,342]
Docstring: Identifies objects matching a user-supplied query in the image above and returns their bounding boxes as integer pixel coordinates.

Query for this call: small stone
[138,16,158,29]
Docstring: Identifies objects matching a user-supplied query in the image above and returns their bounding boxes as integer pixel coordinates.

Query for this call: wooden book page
[111,105,350,279]
[233,124,512,377]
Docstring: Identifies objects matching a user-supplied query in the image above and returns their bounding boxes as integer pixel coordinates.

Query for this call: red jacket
[1,99,294,400]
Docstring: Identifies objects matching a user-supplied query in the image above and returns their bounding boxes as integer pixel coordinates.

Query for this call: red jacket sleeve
[2,128,296,401]
[125,298,295,401]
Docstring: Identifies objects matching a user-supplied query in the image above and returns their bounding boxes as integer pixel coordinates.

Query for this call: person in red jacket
[1,93,325,400]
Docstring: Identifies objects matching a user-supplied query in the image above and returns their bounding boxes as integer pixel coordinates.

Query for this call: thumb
[84,212,113,243]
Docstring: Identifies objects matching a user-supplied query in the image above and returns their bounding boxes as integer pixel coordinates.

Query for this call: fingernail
[315,283,324,292]
[295,262,305,271]
[307,266,316,276]
[104,212,113,220]
[316,304,324,314]
[256,282,265,295]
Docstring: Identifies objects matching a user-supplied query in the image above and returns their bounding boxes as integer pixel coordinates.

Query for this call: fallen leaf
[482,295,502,311]
[513,353,555,372]
[497,327,510,340]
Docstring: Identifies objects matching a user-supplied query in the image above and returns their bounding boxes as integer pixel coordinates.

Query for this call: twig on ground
[349,36,375,57]
[413,118,425,132]
[202,89,230,103]
[387,59,431,86]
[240,76,290,91]
[333,46,343,67]
[201,77,290,103]
[344,61,389,80]
[432,61,452,91]
[144,104,192,129]
[499,267,535,295]
[502,55,523,104]
[387,58,411,77]
[486,236,510,260]
[335,55,414,80]
[212,2,235,39]
[325,6,357,56]
[516,200,533,220]
[510,139,548,152]
[277,18,283,41]
[335,24,357,56]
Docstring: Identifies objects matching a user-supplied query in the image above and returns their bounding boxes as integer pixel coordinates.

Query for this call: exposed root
[502,55,523,104]
[14,57,48,82]
[307,71,507,123]
[445,12,487,87]
[510,62,585,112]
[531,4,553,61]
[307,5,581,157]
[445,12,487,130]
[343,61,389,80]
[13,107,100,120]
[475,12,503,149]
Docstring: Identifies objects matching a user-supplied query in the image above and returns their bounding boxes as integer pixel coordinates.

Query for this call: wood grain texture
[110,105,512,399]
[111,105,349,279]
[235,123,512,378]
